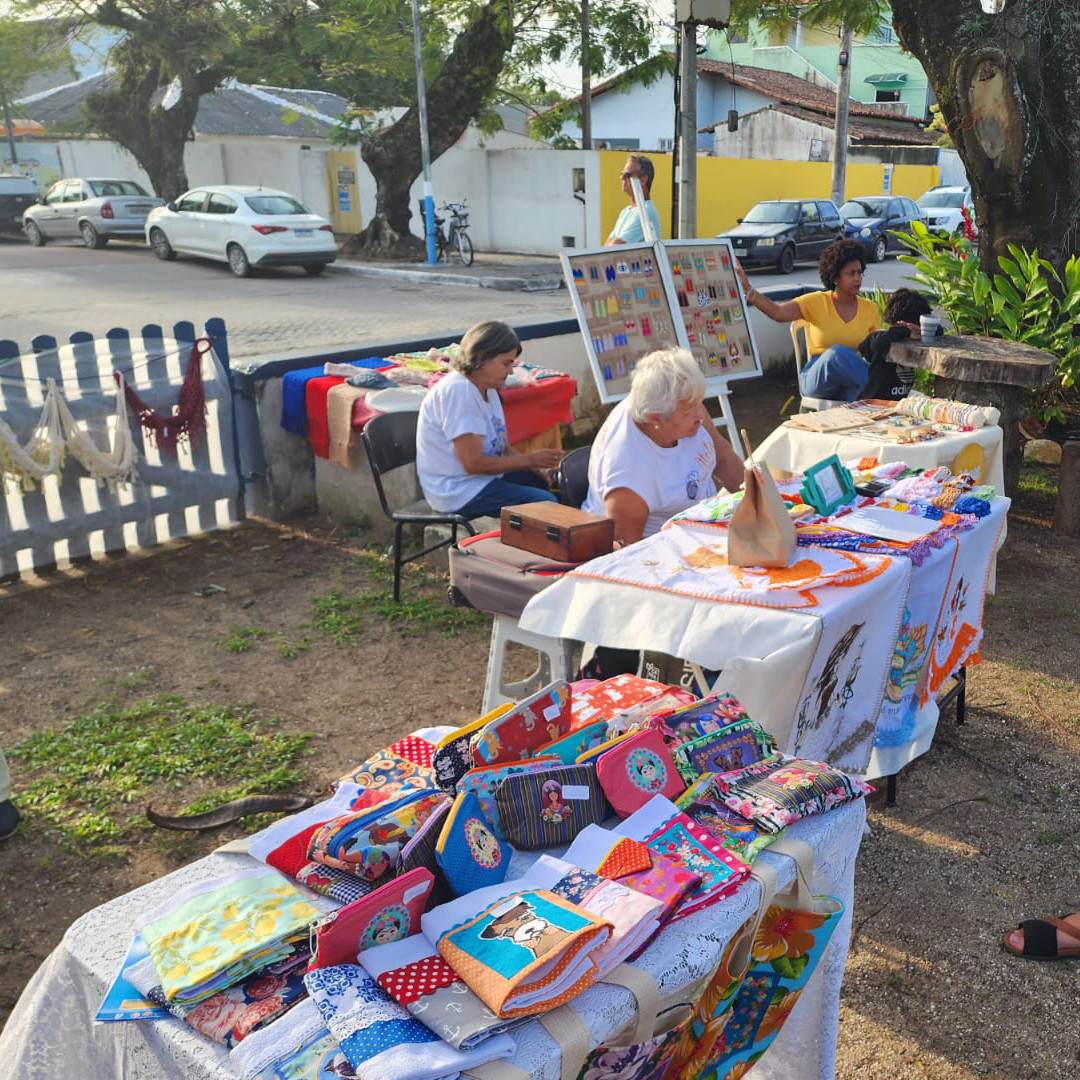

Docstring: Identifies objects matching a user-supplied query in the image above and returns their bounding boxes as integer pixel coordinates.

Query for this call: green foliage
[898,222,1080,424]
[926,104,954,149]
[8,697,313,852]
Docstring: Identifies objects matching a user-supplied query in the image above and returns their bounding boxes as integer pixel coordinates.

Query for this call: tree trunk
[352,0,515,259]
[891,0,1080,273]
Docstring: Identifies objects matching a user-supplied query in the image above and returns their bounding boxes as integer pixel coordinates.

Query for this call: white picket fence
[0,318,243,579]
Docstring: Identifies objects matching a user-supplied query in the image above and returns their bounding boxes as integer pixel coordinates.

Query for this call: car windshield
[919,191,965,209]
[89,180,149,197]
[244,194,309,215]
[841,199,887,217]
[743,202,798,224]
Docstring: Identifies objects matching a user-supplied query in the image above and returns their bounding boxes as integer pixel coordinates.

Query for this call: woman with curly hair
[735,237,882,402]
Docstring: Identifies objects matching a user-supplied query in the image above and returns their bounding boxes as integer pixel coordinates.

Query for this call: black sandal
[1002,917,1080,960]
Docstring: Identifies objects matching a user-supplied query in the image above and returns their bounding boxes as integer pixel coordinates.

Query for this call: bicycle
[434,200,474,266]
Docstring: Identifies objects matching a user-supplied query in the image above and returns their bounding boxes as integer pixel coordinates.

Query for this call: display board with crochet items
[67,683,871,1080]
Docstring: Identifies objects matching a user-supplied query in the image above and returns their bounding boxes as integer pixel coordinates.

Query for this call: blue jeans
[455,469,557,518]
[799,345,869,402]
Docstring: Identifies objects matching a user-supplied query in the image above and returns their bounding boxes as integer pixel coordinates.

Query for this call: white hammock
[54,379,140,489]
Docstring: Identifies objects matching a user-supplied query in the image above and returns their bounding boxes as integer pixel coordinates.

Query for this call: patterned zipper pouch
[432,704,513,795]
[307,790,449,881]
[309,868,434,970]
[568,674,675,728]
[605,688,698,739]
[650,691,756,748]
[333,744,438,809]
[435,790,512,896]
[595,727,685,817]
[676,772,778,864]
[492,762,611,850]
[471,680,572,765]
[670,721,775,786]
[534,720,610,764]
[455,756,560,840]
[397,798,454,908]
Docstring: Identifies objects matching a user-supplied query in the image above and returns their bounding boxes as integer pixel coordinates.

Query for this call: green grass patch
[1018,461,1058,512]
[216,625,309,658]
[307,584,486,643]
[8,696,314,853]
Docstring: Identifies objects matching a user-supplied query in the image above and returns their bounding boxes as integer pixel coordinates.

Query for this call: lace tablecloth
[1,802,865,1080]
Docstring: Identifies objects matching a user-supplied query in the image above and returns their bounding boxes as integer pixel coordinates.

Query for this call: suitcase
[447,531,579,618]
[499,502,614,562]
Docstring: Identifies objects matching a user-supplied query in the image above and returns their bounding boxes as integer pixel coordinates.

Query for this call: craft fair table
[0,803,864,1080]
[520,499,1008,784]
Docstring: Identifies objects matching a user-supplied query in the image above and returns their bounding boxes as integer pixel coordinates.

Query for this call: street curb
[327,260,564,293]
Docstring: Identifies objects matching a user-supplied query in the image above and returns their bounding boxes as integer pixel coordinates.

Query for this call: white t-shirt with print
[582,399,717,537]
[416,371,509,512]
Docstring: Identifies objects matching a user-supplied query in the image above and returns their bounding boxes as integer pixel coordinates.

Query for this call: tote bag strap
[602,962,661,1044]
[540,1004,593,1080]
[766,835,816,912]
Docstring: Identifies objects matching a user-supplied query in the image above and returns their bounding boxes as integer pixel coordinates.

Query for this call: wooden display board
[561,238,761,408]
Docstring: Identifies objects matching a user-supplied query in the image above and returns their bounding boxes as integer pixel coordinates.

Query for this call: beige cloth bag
[727,430,796,568]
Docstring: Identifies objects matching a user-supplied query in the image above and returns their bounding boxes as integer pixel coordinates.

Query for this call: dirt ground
[1,379,1079,1079]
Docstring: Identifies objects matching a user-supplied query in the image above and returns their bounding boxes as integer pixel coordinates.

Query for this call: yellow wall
[599,151,939,241]
[327,150,363,233]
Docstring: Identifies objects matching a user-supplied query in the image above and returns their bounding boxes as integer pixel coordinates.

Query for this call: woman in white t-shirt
[582,347,744,545]
[416,321,563,516]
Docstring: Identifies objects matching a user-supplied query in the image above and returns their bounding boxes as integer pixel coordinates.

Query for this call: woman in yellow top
[735,237,884,402]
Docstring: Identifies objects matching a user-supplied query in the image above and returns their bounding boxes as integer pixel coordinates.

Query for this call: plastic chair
[790,320,842,412]
[361,411,479,602]
[555,445,592,508]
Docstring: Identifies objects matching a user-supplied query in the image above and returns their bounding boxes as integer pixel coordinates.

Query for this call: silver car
[24,178,163,248]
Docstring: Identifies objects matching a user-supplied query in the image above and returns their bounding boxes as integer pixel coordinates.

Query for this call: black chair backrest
[362,410,420,476]
[556,444,592,508]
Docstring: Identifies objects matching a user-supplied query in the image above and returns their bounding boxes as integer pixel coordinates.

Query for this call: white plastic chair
[790,320,842,412]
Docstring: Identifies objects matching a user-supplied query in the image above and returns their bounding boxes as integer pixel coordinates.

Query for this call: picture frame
[799,454,856,516]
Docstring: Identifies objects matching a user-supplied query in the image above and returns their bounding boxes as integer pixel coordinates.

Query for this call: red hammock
[114,337,211,457]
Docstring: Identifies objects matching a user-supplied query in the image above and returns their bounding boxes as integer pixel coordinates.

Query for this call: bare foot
[1004,913,1080,955]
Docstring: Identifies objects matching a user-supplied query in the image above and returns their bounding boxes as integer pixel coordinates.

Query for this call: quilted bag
[307,790,449,880]
[455,756,559,840]
[492,762,611,850]
[595,726,686,817]
[471,680,572,765]
[572,1003,692,1080]
[435,790,512,896]
[432,704,513,795]
[309,867,434,970]
[534,720,610,764]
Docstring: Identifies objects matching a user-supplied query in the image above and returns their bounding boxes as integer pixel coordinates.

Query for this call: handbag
[493,762,611,850]
[596,727,686,817]
[726,433,796,569]
[308,867,435,970]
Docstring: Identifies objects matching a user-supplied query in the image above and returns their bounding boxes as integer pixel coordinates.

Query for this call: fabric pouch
[471,680,572,765]
[574,730,634,766]
[492,762,610,850]
[568,674,675,728]
[670,721,772,786]
[714,753,874,833]
[456,756,559,840]
[676,773,778,864]
[308,790,449,881]
[334,745,438,807]
[309,868,434,970]
[397,798,454,908]
[595,727,685,817]
[533,720,609,764]
[651,692,757,747]
[605,688,698,739]
[432,704,513,795]
[435,790,512,896]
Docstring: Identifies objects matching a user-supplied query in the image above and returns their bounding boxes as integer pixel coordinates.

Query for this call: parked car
[1,173,39,237]
[144,186,337,277]
[717,199,845,274]
[23,177,163,248]
[840,195,924,262]
[916,185,975,237]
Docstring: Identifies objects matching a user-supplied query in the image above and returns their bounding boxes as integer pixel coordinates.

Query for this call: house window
[876,89,901,103]
[658,138,674,150]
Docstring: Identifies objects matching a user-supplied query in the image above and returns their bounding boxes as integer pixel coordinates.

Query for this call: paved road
[0,239,574,357]
[0,236,916,358]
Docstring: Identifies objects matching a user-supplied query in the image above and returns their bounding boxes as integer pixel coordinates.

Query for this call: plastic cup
[920,315,940,344]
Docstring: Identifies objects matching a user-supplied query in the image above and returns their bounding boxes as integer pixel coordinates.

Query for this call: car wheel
[227,243,251,278]
[777,245,796,274]
[24,220,45,246]
[149,228,176,261]
[871,236,887,263]
[303,263,326,276]
[81,221,107,249]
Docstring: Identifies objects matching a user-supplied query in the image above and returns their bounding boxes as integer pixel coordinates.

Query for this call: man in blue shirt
[605,155,662,245]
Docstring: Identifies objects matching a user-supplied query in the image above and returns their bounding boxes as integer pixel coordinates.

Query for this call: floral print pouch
[573,1003,692,1080]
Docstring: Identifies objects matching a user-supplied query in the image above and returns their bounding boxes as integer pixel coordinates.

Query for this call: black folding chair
[361,411,479,601]
[554,444,592,508]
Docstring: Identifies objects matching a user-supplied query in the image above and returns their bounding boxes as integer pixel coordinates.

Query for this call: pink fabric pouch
[596,727,686,817]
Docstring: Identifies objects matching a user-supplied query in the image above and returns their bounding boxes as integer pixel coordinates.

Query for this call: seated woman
[415,320,563,517]
[735,237,883,402]
[582,347,745,546]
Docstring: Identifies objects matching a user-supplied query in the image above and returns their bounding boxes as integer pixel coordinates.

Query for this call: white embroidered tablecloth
[0,803,865,1080]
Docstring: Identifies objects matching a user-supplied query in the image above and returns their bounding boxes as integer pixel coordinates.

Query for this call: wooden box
[500,502,615,563]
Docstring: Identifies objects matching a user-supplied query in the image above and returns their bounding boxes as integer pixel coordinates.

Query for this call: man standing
[605,154,662,245]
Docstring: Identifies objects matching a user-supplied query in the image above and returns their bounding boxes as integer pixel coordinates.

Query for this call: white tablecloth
[0,803,866,1080]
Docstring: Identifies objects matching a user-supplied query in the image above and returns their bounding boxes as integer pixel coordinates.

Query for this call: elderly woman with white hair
[582,347,744,546]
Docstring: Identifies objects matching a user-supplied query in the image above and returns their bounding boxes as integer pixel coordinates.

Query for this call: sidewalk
[330,250,566,292]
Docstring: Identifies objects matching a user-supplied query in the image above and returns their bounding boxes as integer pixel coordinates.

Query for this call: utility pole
[830,25,853,207]
[580,0,591,150]
[678,19,697,239]
[410,0,436,264]
[0,72,18,168]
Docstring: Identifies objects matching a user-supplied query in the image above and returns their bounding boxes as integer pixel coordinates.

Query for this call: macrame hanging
[113,336,211,457]
[0,379,65,492]
[54,377,140,490]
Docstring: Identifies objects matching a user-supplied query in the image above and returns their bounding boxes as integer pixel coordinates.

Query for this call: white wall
[713,108,833,161]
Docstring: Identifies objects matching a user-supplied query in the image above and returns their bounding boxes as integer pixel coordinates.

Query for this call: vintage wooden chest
[499,502,615,562]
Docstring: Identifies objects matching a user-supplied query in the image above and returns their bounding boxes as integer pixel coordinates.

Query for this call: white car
[144,185,337,277]
[23,177,163,248]
[916,185,976,237]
